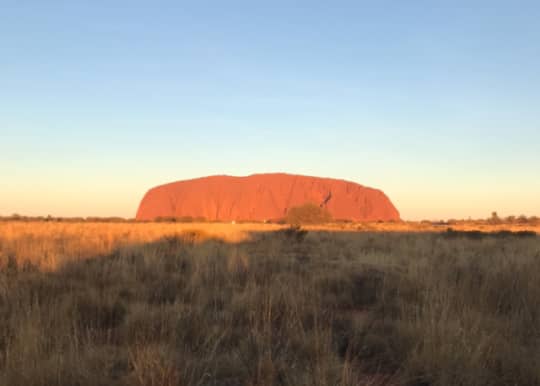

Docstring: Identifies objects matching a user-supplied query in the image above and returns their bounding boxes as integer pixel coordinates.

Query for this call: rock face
[136,173,400,222]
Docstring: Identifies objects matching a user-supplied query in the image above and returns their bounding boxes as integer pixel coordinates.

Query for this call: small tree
[285,203,332,225]
[488,211,501,225]
[517,215,529,224]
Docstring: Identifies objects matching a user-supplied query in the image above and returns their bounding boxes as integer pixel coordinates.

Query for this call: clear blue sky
[1,1,539,220]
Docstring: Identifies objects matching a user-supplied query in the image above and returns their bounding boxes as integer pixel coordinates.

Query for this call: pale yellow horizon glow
[2,182,538,221]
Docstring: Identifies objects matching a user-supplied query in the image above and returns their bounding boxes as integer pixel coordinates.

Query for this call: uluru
[136,173,400,222]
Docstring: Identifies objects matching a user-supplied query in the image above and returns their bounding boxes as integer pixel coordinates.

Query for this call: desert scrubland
[0,221,539,385]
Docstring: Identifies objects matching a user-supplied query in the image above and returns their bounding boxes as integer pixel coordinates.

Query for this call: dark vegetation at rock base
[285,202,333,225]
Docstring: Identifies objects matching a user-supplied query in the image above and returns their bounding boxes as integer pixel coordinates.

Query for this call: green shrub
[285,202,332,225]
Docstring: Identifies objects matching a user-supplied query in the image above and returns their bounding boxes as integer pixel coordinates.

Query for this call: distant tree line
[423,212,539,226]
[490,212,539,225]
[0,214,134,223]
[2,211,538,225]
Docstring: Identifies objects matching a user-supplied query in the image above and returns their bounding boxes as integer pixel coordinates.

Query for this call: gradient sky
[1,1,539,220]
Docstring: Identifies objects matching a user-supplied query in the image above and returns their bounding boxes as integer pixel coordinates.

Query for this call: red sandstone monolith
[136,173,400,222]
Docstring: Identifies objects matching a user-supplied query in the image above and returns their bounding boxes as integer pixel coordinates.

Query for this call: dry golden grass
[0,222,285,271]
[305,221,540,234]
[0,221,539,386]
[1,221,536,271]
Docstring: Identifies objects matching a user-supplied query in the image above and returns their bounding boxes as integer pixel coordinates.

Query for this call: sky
[1,0,539,220]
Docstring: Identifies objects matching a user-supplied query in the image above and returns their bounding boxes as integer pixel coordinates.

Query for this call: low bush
[285,202,332,225]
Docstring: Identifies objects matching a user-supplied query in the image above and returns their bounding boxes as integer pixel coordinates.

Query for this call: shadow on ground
[0,228,539,386]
